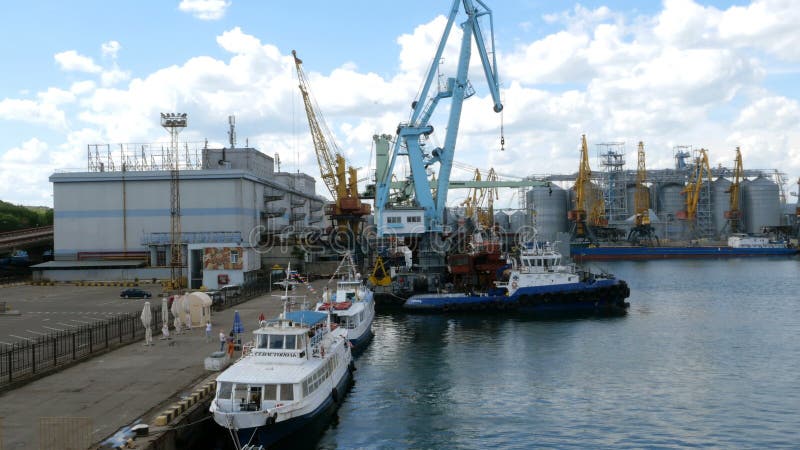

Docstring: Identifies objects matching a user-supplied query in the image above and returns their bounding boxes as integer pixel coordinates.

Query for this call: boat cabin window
[285,334,296,350]
[256,334,268,349]
[234,384,248,405]
[269,334,284,349]
[264,384,277,401]
[280,384,294,401]
[217,382,233,399]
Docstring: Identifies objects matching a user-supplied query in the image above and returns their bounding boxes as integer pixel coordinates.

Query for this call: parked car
[220,284,241,298]
[120,288,152,299]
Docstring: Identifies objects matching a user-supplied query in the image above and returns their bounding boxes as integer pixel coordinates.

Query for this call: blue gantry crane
[375,0,503,237]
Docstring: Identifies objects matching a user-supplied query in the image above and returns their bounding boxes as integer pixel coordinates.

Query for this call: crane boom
[292,50,369,236]
[375,0,503,236]
[634,141,649,226]
[292,50,341,200]
[682,149,712,221]
[724,147,743,232]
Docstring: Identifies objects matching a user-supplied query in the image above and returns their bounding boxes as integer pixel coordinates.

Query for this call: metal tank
[711,177,732,236]
[526,185,568,242]
[743,175,781,233]
[509,210,529,235]
[656,183,686,240]
[493,211,510,234]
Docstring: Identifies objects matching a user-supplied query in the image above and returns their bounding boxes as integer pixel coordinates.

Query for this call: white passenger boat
[314,252,374,353]
[210,266,354,449]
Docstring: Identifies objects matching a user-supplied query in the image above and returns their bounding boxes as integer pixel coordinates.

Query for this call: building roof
[32,260,147,270]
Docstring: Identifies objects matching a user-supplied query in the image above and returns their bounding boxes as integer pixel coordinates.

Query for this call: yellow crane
[460,168,499,230]
[724,147,744,233]
[292,50,369,236]
[568,134,600,242]
[627,141,659,245]
[680,148,712,222]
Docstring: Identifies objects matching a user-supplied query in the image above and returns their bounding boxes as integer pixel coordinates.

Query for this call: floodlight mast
[161,112,187,289]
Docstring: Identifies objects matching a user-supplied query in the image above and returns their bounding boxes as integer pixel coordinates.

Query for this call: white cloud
[179,0,230,21]
[101,40,121,59]
[54,50,102,73]
[0,98,66,128]
[4,3,800,207]
[0,138,52,204]
[101,67,131,87]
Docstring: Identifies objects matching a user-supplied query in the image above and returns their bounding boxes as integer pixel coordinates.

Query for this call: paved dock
[0,289,292,449]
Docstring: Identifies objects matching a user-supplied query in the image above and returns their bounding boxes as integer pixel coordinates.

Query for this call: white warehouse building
[36,141,326,289]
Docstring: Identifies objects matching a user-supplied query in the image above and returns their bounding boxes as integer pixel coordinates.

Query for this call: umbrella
[232,310,244,352]
[232,310,244,334]
[170,295,183,334]
[140,301,153,346]
[161,297,170,339]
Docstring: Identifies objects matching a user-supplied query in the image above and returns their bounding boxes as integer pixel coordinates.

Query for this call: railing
[0,306,164,389]
[213,279,273,311]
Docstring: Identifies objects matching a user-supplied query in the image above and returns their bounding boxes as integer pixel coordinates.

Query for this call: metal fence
[0,306,164,389]
[214,279,273,311]
[39,417,91,450]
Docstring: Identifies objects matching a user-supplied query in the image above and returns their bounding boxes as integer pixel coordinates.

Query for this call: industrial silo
[526,185,568,242]
[493,211,510,234]
[509,210,529,235]
[743,175,781,233]
[711,177,732,236]
[657,183,686,240]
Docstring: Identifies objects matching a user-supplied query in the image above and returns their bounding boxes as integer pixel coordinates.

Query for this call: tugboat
[210,265,354,449]
[404,236,630,315]
[314,252,375,354]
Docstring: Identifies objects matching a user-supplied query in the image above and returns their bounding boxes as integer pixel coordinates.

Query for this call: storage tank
[493,211,510,233]
[743,175,781,233]
[657,183,686,240]
[509,210,529,235]
[711,177,732,236]
[526,184,568,242]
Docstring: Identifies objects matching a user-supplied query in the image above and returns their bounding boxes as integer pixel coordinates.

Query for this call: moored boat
[314,252,375,354]
[572,234,797,261]
[210,265,354,449]
[404,238,630,315]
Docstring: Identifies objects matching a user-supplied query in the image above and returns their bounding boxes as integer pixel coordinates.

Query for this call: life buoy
[511,281,518,289]
[334,301,352,310]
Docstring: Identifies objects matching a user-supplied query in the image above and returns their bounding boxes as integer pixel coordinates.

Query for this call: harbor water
[213,258,800,449]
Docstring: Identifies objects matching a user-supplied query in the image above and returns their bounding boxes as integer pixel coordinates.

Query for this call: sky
[1,0,799,209]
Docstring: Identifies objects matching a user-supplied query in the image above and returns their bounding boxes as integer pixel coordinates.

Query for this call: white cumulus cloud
[54,50,102,73]
[179,0,230,21]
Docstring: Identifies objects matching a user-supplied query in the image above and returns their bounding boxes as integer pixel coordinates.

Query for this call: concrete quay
[0,289,293,450]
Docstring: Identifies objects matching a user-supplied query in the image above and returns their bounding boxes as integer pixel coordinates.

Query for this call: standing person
[205,321,212,342]
[219,329,226,352]
[226,334,235,358]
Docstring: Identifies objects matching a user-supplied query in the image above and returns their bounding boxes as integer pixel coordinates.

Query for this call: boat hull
[349,327,374,355]
[234,365,354,447]
[403,279,630,315]
[572,245,798,261]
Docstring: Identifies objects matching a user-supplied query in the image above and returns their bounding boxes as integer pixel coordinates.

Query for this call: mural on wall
[203,247,243,270]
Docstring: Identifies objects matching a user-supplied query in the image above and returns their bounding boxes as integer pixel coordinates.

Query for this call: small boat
[314,252,375,354]
[210,264,354,449]
[404,237,630,315]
